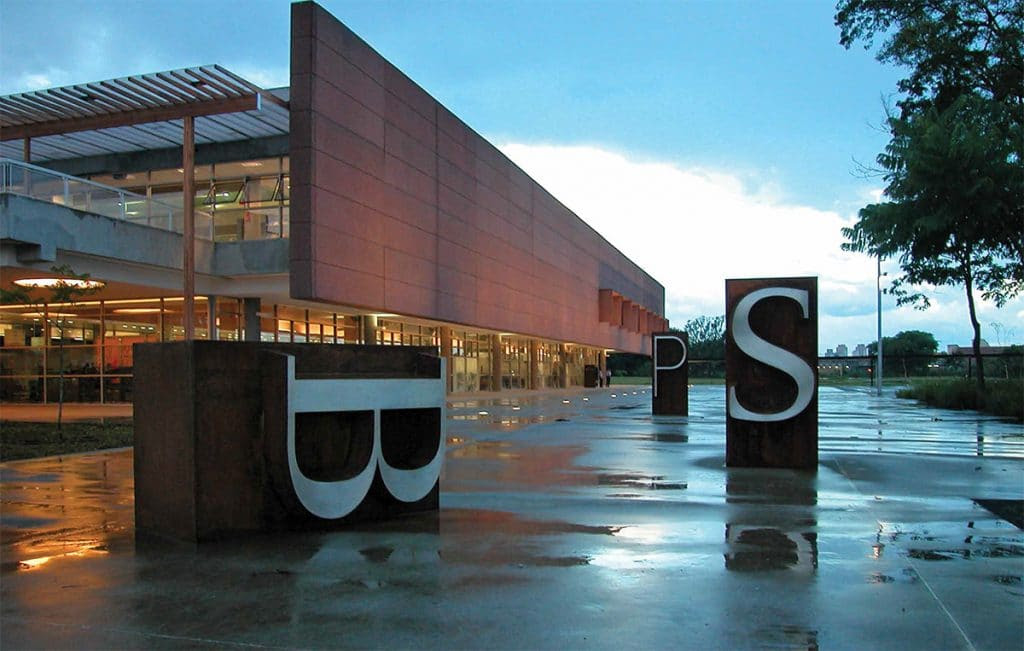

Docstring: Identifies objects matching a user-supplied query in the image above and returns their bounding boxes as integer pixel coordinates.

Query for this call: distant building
[836,344,849,357]
[853,344,867,357]
[947,342,1018,356]
[825,348,835,357]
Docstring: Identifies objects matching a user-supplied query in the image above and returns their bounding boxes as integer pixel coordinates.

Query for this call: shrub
[898,379,1023,421]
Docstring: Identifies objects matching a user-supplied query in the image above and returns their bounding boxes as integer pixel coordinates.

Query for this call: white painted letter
[653,335,687,398]
[728,287,815,422]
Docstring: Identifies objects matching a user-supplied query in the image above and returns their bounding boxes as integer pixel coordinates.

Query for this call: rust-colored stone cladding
[725,277,818,470]
[133,341,442,543]
[290,1,664,355]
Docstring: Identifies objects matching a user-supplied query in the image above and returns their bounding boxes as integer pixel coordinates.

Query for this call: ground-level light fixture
[14,277,105,290]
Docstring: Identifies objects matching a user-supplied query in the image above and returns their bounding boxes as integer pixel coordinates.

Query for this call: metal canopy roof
[0,66,289,163]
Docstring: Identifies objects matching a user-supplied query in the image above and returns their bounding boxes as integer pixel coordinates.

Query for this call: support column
[559,344,569,388]
[491,335,503,391]
[207,296,218,341]
[529,340,539,390]
[99,300,106,404]
[362,314,379,344]
[22,138,31,196]
[440,327,453,393]
[243,298,261,342]
[182,116,196,340]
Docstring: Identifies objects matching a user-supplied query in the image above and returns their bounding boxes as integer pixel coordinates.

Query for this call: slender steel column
[182,116,196,340]
[876,256,883,396]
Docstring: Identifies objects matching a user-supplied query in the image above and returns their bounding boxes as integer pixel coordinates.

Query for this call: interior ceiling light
[14,277,105,290]
[112,308,162,314]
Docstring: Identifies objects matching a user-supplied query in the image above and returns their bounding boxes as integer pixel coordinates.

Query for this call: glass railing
[0,158,213,240]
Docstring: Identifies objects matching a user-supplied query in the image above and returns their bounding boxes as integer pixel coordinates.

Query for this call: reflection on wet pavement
[2,385,1022,649]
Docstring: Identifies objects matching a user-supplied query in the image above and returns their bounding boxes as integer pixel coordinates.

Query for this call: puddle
[725,527,818,572]
[907,545,1024,561]
[597,473,686,490]
[756,625,819,651]
[451,573,531,589]
[359,545,394,563]
[649,433,688,443]
[608,433,689,443]
[440,508,621,537]
[437,547,591,569]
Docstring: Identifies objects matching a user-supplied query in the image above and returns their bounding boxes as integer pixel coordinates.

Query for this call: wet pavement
[2,385,1022,649]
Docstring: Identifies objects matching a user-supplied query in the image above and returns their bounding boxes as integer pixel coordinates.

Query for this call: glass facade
[0,294,605,402]
[89,157,290,242]
[450,330,491,393]
[2,154,610,402]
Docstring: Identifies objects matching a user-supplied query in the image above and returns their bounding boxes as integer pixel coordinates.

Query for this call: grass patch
[609,376,652,386]
[0,420,133,462]
[897,378,1023,422]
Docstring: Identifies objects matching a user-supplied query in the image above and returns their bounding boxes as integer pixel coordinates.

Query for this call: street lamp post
[876,256,883,396]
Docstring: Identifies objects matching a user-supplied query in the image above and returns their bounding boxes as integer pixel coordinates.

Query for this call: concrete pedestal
[725,277,818,470]
[133,341,444,542]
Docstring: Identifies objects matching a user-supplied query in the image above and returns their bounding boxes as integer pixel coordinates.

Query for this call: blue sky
[2,0,1020,350]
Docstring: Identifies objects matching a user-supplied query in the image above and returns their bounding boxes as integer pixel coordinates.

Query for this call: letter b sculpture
[133,341,445,542]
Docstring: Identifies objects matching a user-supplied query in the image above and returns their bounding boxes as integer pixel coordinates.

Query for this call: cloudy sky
[2,0,1020,351]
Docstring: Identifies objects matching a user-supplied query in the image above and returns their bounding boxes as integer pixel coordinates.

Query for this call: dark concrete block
[134,341,444,542]
[725,277,818,470]
[652,332,688,416]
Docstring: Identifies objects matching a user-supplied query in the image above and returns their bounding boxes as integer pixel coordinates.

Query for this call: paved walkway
[1,385,1022,649]
[0,402,132,422]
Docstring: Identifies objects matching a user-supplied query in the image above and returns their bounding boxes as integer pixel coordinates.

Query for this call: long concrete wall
[289,1,665,353]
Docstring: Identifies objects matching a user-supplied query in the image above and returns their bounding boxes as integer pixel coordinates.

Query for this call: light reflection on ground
[0,384,1021,648]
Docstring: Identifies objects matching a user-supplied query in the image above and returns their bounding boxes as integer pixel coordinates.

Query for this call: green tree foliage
[867,329,939,377]
[682,316,725,378]
[606,353,651,378]
[683,315,725,360]
[836,0,1023,392]
[1,265,102,434]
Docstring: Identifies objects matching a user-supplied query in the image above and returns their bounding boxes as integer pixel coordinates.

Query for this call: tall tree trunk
[964,268,986,392]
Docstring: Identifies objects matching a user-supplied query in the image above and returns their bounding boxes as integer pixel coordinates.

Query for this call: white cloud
[497,142,1023,351]
[231,66,289,90]
[7,68,72,93]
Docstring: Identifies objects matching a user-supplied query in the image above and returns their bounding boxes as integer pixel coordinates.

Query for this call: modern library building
[0,1,667,403]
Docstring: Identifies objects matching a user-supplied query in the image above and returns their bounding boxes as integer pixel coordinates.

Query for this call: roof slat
[46,87,106,117]
[96,80,156,109]
[118,77,179,106]
[0,66,288,160]
[2,95,60,123]
[154,71,210,102]
[82,83,139,112]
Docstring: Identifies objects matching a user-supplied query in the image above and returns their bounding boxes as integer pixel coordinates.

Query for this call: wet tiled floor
[2,385,1022,649]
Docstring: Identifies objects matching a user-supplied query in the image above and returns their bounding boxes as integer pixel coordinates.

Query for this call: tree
[606,353,651,378]
[682,316,725,378]
[836,0,1023,392]
[683,316,725,359]
[867,329,939,377]
[1,265,103,435]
